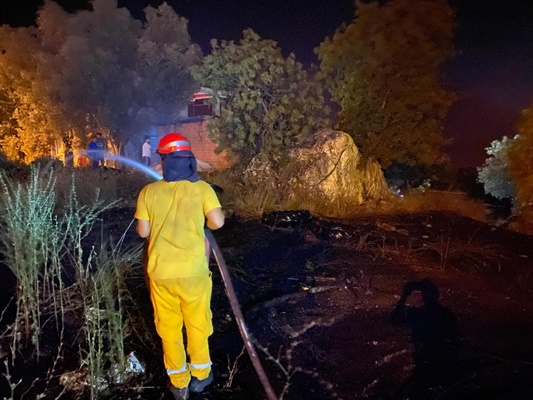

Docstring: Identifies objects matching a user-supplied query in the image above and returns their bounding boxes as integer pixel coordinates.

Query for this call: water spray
[44,151,163,181]
[104,154,163,181]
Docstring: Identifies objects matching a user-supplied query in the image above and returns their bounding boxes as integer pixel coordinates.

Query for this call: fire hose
[205,229,278,400]
[120,162,277,398]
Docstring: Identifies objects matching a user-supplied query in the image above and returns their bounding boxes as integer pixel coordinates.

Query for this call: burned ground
[1,208,533,400]
[205,212,533,400]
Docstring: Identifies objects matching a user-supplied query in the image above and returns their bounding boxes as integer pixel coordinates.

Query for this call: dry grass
[285,187,363,219]
[509,218,533,236]
[52,167,151,209]
[412,236,502,273]
[390,190,487,221]
[206,169,488,222]
[335,190,489,221]
[204,169,290,219]
[231,183,287,218]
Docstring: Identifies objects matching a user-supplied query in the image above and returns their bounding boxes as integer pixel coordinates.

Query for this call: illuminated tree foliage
[0,25,56,162]
[317,0,457,167]
[0,89,22,161]
[0,0,199,162]
[507,107,533,227]
[191,29,329,160]
[477,136,516,200]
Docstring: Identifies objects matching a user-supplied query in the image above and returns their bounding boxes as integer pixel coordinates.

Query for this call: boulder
[242,154,278,186]
[243,130,393,208]
[287,130,392,204]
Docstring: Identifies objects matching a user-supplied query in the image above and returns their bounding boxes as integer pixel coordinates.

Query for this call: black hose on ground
[205,229,278,400]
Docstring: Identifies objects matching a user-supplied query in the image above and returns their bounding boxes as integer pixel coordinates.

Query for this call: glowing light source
[193,92,212,101]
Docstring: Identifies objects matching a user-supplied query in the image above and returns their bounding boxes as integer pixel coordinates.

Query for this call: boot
[189,370,214,393]
[168,383,189,400]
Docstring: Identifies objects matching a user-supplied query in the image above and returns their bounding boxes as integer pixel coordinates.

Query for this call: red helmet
[157,133,193,156]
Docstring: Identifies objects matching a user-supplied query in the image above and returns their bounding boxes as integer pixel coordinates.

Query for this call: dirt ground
[203,211,533,400]
[1,207,533,400]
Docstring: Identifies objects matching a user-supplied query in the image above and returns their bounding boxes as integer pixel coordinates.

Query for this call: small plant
[254,318,340,400]
[0,165,146,399]
[0,166,61,355]
[78,246,139,398]
[222,346,246,389]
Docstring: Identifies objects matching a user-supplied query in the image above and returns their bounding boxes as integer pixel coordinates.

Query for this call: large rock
[288,130,391,204]
[244,130,393,208]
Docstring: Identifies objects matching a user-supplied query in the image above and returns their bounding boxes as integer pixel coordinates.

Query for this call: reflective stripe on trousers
[149,274,213,389]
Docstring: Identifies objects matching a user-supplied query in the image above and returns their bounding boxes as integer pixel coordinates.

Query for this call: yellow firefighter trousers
[149,274,213,389]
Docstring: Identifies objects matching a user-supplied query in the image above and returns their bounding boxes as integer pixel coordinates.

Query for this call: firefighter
[135,133,224,400]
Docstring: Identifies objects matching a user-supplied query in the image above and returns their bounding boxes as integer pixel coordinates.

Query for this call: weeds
[222,346,246,390]
[0,167,60,355]
[79,248,129,398]
[415,235,502,273]
[254,317,340,400]
[1,360,22,400]
[232,182,284,219]
[0,166,145,399]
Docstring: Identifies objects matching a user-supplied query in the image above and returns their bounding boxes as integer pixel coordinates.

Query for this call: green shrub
[477,136,516,201]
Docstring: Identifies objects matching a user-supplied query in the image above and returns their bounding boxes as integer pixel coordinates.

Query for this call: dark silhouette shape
[87,132,107,168]
[392,279,463,399]
[87,135,99,169]
[93,132,107,167]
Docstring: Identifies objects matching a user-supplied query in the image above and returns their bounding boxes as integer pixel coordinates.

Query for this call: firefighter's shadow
[391,279,465,400]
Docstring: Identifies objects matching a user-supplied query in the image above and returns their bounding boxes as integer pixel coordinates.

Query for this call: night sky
[1,0,533,168]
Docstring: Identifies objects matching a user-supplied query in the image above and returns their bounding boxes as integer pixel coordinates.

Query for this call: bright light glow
[193,92,212,101]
